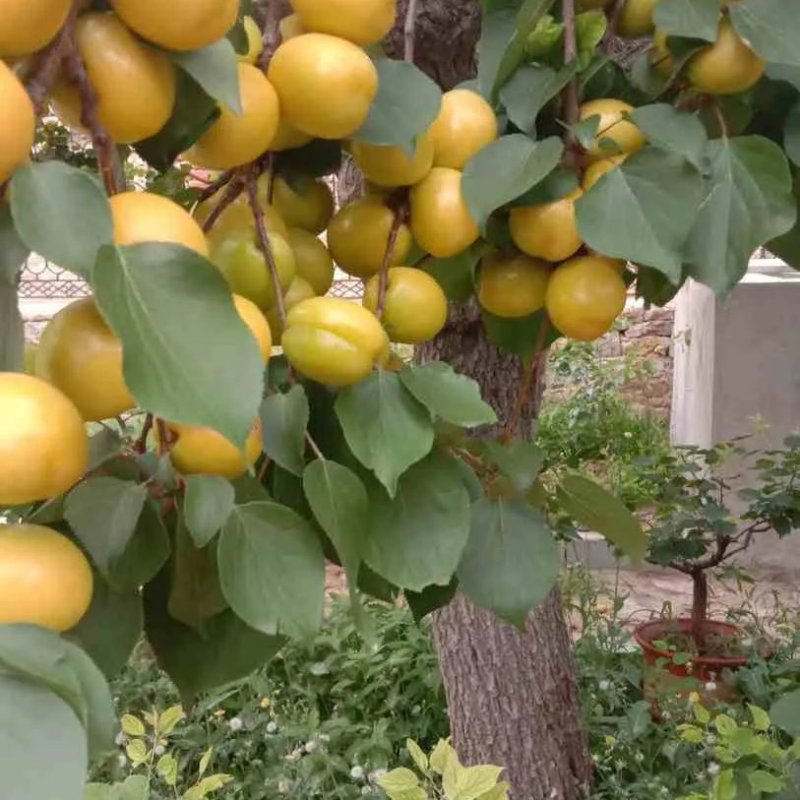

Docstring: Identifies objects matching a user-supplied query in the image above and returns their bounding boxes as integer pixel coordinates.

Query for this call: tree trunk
[388,3,592,796]
[419,303,592,800]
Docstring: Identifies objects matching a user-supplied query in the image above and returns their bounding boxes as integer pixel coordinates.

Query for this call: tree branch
[562,0,580,127]
[257,0,284,70]
[135,413,154,454]
[196,169,235,204]
[201,175,243,233]
[375,207,405,321]
[246,169,288,326]
[62,14,123,195]
[404,0,420,63]
[24,4,77,115]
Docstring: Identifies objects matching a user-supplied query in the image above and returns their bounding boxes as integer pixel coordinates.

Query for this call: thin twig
[375,209,404,321]
[305,431,325,461]
[257,0,284,70]
[155,418,171,457]
[201,175,244,233]
[135,413,154,454]
[24,4,76,115]
[603,0,627,43]
[62,14,123,195]
[246,169,287,326]
[196,169,235,204]
[502,320,551,442]
[404,0,420,63]
[257,455,271,482]
[562,0,581,160]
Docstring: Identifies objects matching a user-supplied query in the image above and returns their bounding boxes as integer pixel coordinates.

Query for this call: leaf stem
[305,431,325,461]
[712,102,729,138]
[245,168,288,327]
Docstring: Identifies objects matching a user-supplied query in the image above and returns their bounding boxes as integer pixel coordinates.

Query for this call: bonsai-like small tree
[639,437,800,655]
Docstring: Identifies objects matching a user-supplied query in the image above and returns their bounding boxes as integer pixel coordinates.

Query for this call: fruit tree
[1,0,799,797]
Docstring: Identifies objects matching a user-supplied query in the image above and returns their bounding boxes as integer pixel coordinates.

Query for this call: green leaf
[575,12,607,70]
[0,203,29,281]
[135,71,219,173]
[364,455,471,592]
[770,689,800,735]
[64,477,148,581]
[712,769,736,800]
[0,275,23,372]
[784,101,800,167]
[653,0,722,42]
[636,265,683,306]
[748,771,785,794]
[260,385,310,477]
[87,428,123,472]
[481,308,560,357]
[685,136,796,295]
[183,475,235,547]
[217,502,325,638]
[626,701,652,738]
[355,59,442,149]
[557,474,647,563]
[0,674,88,800]
[274,139,342,178]
[143,569,284,703]
[462,135,563,230]
[171,39,242,114]
[335,371,434,497]
[10,162,112,279]
[499,63,577,134]
[730,0,800,67]
[576,147,705,283]
[406,739,429,773]
[406,580,458,622]
[168,515,228,631]
[400,363,497,427]
[85,776,149,800]
[419,247,482,303]
[457,498,559,625]
[62,642,116,761]
[303,459,368,599]
[65,578,142,679]
[92,243,263,449]
[483,440,545,492]
[749,705,771,731]
[444,763,504,800]
[378,768,424,800]
[630,104,707,169]
[480,0,558,98]
[111,499,171,591]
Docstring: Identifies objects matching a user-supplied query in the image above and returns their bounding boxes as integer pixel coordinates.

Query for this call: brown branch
[201,174,244,233]
[404,0,420,63]
[62,14,123,195]
[502,319,551,442]
[246,169,287,326]
[155,418,171,456]
[257,0,284,70]
[375,208,405,321]
[196,169,235,204]
[24,4,77,115]
[135,413,154,454]
[603,0,627,43]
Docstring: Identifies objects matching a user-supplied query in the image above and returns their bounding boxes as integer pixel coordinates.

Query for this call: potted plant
[632,438,800,697]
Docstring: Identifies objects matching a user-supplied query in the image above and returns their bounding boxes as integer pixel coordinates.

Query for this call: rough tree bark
[386,4,593,799]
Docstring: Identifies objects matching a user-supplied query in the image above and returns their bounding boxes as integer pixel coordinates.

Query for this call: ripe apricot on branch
[363,268,448,344]
[165,419,263,479]
[36,298,134,422]
[289,0,397,46]
[51,12,176,145]
[352,133,435,188]
[185,64,279,170]
[545,255,627,341]
[510,189,584,263]
[582,155,627,191]
[327,197,412,278]
[111,191,209,256]
[0,524,93,632]
[272,177,335,234]
[266,277,317,337]
[0,61,35,183]
[282,297,388,386]
[579,98,645,159]
[233,294,273,362]
[268,33,378,140]
[688,18,766,96]
[0,373,88,506]
[288,228,335,295]
[0,0,72,57]
[211,228,296,311]
[478,254,551,318]
[410,167,480,258]
[429,89,499,170]
[617,0,659,38]
[109,0,239,52]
